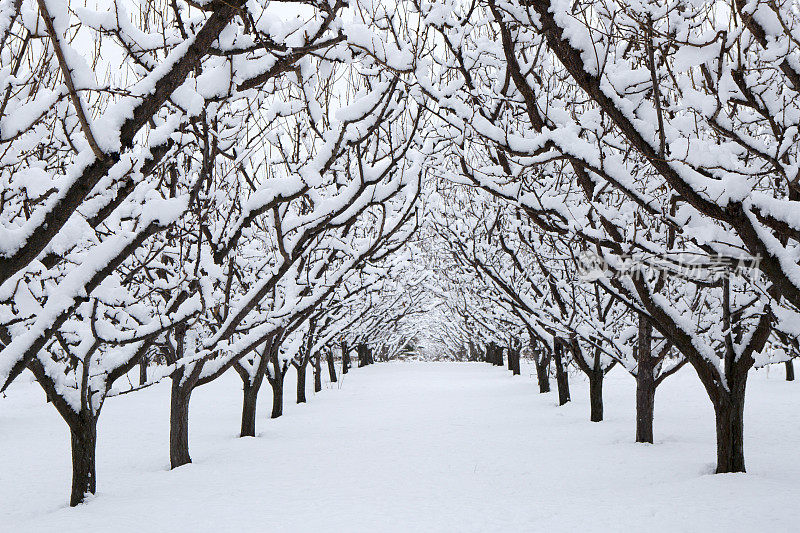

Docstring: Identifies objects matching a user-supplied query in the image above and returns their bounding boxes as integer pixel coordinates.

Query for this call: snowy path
[2,362,800,531]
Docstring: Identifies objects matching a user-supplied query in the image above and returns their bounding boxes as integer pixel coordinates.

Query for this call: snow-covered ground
[2,362,799,532]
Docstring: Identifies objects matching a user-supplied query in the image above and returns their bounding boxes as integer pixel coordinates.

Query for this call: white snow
[1,362,799,531]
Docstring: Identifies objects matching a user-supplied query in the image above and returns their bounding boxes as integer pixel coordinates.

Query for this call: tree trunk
[327,352,338,383]
[69,416,97,506]
[712,387,747,473]
[341,341,350,374]
[269,377,283,418]
[490,344,503,366]
[357,343,366,368]
[138,358,147,387]
[507,346,514,371]
[469,340,478,362]
[534,353,551,393]
[314,353,322,393]
[636,317,655,443]
[636,369,655,443]
[169,378,192,469]
[512,348,521,375]
[588,370,603,422]
[554,343,570,405]
[786,360,795,381]
[296,362,307,403]
[240,381,259,437]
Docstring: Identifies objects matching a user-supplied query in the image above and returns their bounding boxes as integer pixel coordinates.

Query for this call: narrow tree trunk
[169,379,192,469]
[314,353,322,393]
[636,317,655,443]
[786,360,795,381]
[341,341,349,374]
[534,354,551,393]
[469,341,478,362]
[636,370,655,443]
[357,343,365,368]
[240,381,259,437]
[512,348,521,375]
[588,371,603,422]
[554,343,570,405]
[327,352,338,383]
[269,377,283,418]
[138,358,147,387]
[712,387,747,473]
[69,416,97,506]
[296,362,307,403]
[507,347,514,371]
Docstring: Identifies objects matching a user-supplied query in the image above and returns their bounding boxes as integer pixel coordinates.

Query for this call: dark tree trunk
[357,343,366,368]
[786,360,795,381]
[341,341,350,374]
[636,369,656,443]
[588,371,603,422]
[169,378,192,469]
[534,351,551,393]
[469,340,479,362]
[326,352,337,383]
[314,353,322,393]
[636,317,655,443]
[707,369,747,474]
[507,346,514,371]
[296,361,307,403]
[712,385,747,473]
[240,381,259,437]
[554,342,570,405]
[69,416,97,506]
[269,377,284,418]
[138,358,147,386]
[490,344,503,366]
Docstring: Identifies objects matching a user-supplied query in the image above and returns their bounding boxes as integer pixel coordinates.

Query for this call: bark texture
[269,375,284,418]
[240,381,259,437]
[341,341,350,374]
[138,358,147,387]
[169,377,192,469]
[296,360,307,403]
[554,342,571,406]
[326,352,338,383]
[69,417,97,506]
[534,349,551,394]
[314,353,322,393]
[712,384,747,473]
[587,369,603,422]
[636,317,655,443]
